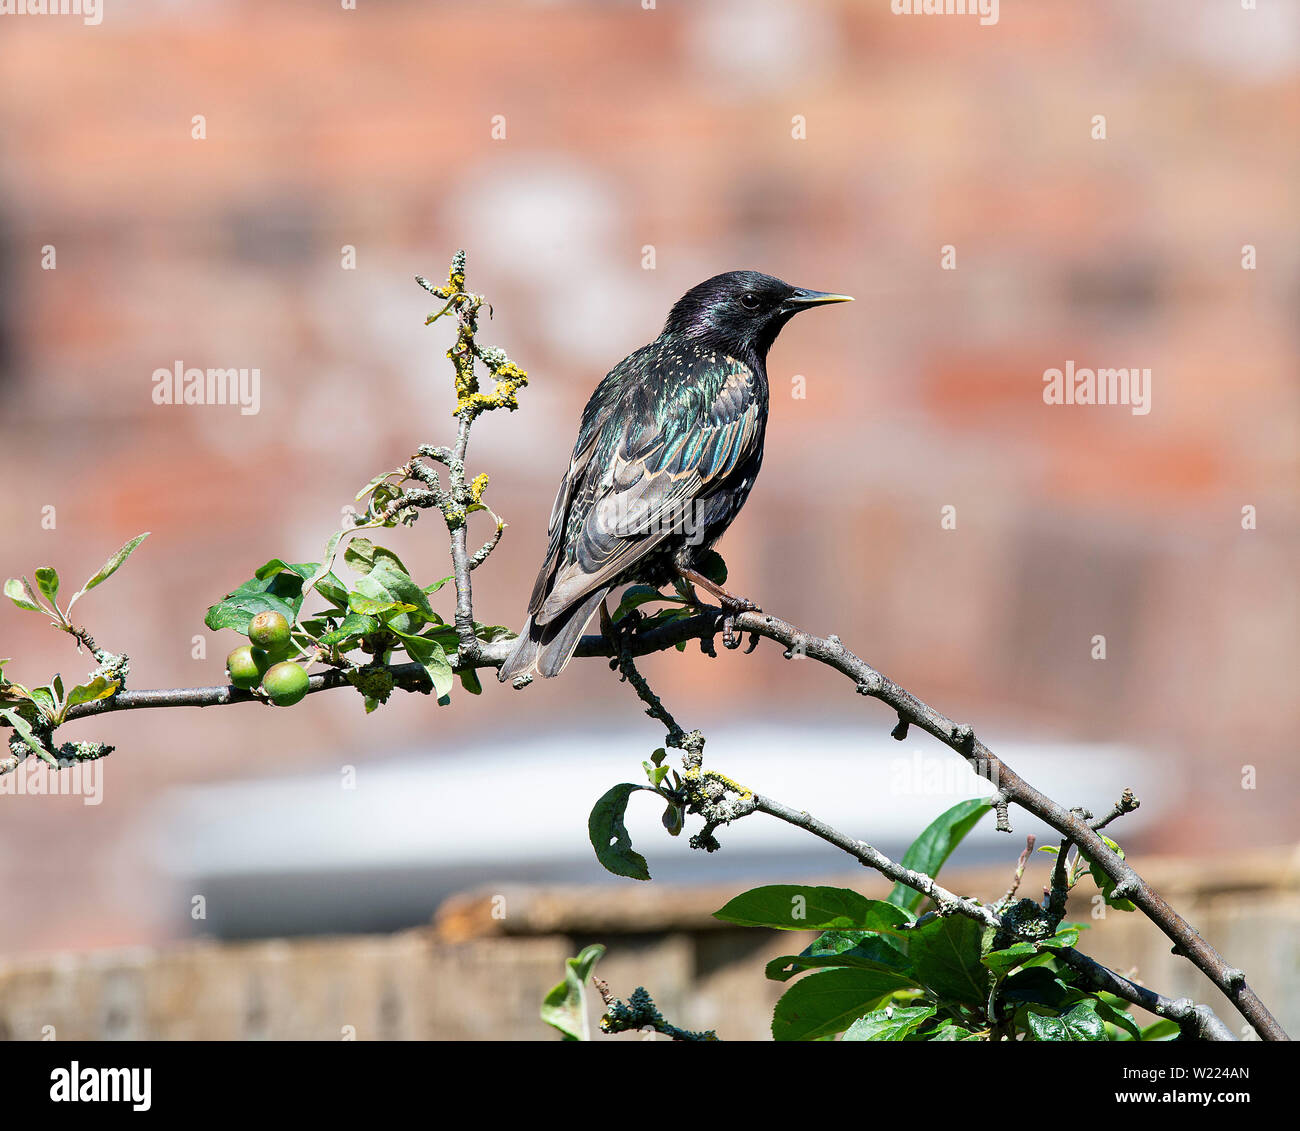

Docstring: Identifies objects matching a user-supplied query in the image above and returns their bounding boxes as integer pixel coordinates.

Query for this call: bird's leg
[676,566,760,650]
[677,566,760,611]
[599,597,641,674]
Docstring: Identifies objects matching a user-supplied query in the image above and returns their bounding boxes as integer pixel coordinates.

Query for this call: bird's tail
[497,588,609,684]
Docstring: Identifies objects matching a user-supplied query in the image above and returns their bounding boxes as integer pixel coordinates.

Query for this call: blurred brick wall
[2,853,1296,1039]
[0,1,1296,954]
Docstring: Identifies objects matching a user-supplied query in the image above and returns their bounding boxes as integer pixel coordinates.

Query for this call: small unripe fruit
[248,610,292,650]
[263,660,309,706]
[226,646,263,690]
[255,642,292,666]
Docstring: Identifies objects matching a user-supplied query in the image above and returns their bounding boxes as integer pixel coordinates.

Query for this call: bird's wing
[526,401,609,614]
[534,358,763,624]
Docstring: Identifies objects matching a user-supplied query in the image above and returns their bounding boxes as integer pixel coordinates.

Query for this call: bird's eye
[740,293,760,310]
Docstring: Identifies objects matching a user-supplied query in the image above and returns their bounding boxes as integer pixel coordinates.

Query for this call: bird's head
[662,270,852,359]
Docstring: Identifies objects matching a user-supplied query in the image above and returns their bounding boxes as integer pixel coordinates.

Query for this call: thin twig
[1092,787,1141,832]
[996,835,1035,911]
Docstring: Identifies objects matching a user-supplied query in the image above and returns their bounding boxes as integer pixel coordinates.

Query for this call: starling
[498,271,852,683]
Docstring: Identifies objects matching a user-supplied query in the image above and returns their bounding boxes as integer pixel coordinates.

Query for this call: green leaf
[0,707,56,765]
[1001,967,1073,1011]
[204,591,298,635]
[928,1019,982,1041]
[206,564,316,633]
[423,626,464,653]
[64,675,120,708]
[1026,1000,1107,1042]
[343,538,411,578]
[0,684,27,709]
[1091,994,1142,1041]
[771,968,916,1041]
[808,928,913,965]
[907,914,989,1008]
[253,558,295,581]
[255,560,348,607]
[399,633,454,698]
[643,758,671,788]
[1025,1011,1069,1041]
[312,574,350,608]
[661,801,684,836]
[348,592,415,619]
[1061,1000,1107,1041]
[33,567,60,611]
[353,560,434,620]
[1085,840,1137,912]
[887,798,991,912]
[458,668,482,695]
[982,927,1081,976]
[4,578,44,613]
[540,944,605,1041]
[26,686,55,714]
[66,532,149,614]
[318,612,379,646]
[766,937,912,983]
[588,784,653,881]
[53,675,120,722]
[227,572,305,603]
[843,1004,936,1041]
[297,615,333,637]
[1139,1018,1181,1041]
[713,886,914,935]
[696,550,728,586]
[612,585,683,623]
[354,468,403,503]
[981,941,1041,976]
[301,529,350,607]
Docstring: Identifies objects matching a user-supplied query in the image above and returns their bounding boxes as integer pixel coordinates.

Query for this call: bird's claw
[717,599,759,650]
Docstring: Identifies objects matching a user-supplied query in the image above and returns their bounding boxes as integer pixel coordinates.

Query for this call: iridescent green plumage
[500,271,851,683]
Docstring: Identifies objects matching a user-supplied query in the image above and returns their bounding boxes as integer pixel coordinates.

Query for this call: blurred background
[0,0,1296,1039]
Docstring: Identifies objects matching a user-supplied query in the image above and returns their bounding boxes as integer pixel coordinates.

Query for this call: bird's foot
[674,566,760,650]
[600,600,642,675]
[717,595,760,650]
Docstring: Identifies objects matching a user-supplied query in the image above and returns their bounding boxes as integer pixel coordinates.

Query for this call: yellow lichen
[682,765,753,801]
[453,362,529,418]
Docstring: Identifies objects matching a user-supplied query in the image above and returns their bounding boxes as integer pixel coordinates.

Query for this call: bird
[497,270,852,684]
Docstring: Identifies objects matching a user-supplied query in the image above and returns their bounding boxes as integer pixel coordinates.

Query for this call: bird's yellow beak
[785,289,854,308]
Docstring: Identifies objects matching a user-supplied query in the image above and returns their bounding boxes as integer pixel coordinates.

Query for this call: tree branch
[1055,948,1236,1042]
[577,607,1287,1042]
[48,602,1288,1040]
